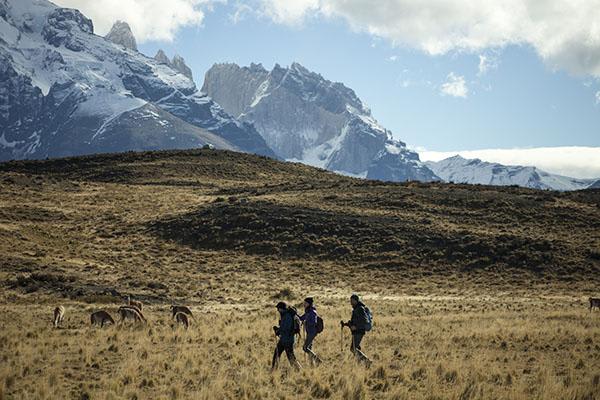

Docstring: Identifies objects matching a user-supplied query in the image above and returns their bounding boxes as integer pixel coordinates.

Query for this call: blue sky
[135,5,600,153]
[58,0,600,178]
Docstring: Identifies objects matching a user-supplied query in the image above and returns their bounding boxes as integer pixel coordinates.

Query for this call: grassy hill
[0,149,599,399]
[0,149,598,303]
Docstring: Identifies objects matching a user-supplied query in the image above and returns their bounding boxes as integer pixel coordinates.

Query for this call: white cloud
[420,147,600,179]
[388,55,398,62]
[440,72,468,98]
[595,91,600,104]
[259,0,319,25]
[478,52,499,76]
[230,3,253,24]
[53,0,219,42]
[258,0,600,77]
[478,55,489,75]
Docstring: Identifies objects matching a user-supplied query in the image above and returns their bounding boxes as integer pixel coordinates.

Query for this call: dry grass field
[0,149,599,399]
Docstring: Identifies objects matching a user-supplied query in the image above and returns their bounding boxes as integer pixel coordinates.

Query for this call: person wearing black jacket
[340,294,372,366]
[271,301,301,371]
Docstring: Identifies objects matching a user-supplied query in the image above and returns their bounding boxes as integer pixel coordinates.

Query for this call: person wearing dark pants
[299,297,322,365]
[341,294,372,366]
[271,301,301,371]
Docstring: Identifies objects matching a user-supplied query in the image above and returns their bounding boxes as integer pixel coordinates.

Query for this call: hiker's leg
[350,333,359,353]
[303,333,321,365]
[284,343,301,370]
[352,333,372,365]
[271,342,284,370]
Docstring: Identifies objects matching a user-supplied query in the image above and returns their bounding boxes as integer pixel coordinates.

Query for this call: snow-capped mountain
[202,62,438,182]
[0,0,275,161]
[425,155,596,191]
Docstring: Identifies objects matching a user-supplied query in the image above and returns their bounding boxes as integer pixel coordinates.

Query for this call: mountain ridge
[426,155,596,191]
[202,62,439,182]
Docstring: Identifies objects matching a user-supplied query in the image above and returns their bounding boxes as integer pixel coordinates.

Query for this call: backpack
[363,306,373,332]
[289,307,301,335]
[316,315,324,334]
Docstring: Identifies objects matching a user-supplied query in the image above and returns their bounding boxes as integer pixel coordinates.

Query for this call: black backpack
[316,315,324,334]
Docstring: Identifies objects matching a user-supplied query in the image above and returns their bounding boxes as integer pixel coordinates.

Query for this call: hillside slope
[0,149,598,304]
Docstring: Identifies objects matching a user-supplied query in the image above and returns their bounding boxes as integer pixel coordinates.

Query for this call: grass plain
[0,149,599,399]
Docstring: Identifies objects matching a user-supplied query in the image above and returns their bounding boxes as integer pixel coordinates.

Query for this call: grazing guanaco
[118,305,147,324]
[174,312,189,329]
[170,305,193,319]
[53,306,65,328]
[90,310,115,327]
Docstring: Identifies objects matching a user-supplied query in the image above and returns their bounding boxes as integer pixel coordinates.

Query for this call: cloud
[259,0,319,25]
[420,147,600,179]
[258,0,600,77]
[53,0,219,42]
[596,91,600,105]
[478,52,499,76]
[230,2,253,24]
[440,73,468,98]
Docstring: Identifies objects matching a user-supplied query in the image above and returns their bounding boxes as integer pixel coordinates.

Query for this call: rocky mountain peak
[154,49,170,64]
[152,50,193,82]
[171,54,193,81]
[105,20,136,51]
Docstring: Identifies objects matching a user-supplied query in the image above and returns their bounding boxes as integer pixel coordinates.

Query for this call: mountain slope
[202,62,438,182]
[0,0,275,161]
[426,155,595,191]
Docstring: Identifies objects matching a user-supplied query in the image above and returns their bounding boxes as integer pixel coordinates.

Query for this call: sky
[55,0,600,178]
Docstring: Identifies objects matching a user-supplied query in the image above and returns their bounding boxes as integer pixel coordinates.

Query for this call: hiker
[340,294,372,366]
[271,301,302,371]
[299,297,322,365]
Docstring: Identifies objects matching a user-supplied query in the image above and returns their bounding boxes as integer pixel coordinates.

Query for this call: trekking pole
[340,323,343,353]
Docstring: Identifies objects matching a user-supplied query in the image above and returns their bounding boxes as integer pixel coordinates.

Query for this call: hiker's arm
[340,320,353,328]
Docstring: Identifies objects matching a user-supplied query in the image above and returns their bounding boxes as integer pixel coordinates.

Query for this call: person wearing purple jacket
[299,297,322,365]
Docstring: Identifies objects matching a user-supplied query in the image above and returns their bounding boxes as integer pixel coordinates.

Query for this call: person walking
[340,294,372,366]
[299,297,322,365]
[271,301,302,371]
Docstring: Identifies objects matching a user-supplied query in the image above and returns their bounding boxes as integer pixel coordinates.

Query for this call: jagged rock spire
[105,20,137,51]
[154,49,170,65]
[153,50,194,82]
[171,54,193,81]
